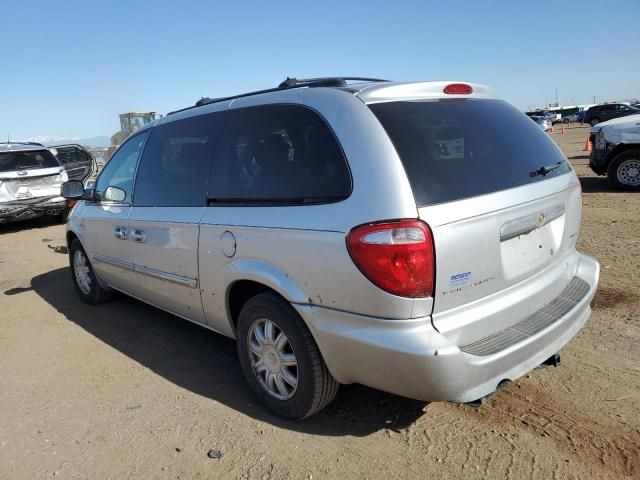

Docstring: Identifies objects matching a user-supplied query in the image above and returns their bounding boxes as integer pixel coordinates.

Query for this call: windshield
[0,150,61,173]
[369,99,571,206]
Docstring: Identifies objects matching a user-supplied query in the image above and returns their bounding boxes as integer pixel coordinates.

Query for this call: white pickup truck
[589,114,640,190]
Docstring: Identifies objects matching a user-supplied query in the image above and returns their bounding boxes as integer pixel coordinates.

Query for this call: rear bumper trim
[296,253,599,403]
[460,276,590,356]
[0,198,66,222]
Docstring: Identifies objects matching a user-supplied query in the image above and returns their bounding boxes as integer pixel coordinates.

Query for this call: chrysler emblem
[17,170,28,176]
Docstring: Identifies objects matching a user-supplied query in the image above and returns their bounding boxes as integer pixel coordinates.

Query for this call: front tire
[607,150,640,191]
[69,238,113,304]
[237,292,339,419]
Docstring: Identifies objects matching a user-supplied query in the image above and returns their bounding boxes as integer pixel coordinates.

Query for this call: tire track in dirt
[592,287,639,311]
[473,383,640,479]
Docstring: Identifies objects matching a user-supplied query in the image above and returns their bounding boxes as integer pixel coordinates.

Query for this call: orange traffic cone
[583,136,591,152]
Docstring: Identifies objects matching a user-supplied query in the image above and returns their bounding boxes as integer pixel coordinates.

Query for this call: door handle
[131,229,147,243]
[114,226,129,240]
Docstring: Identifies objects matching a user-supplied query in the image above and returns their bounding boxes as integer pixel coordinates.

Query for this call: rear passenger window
[208,104,351,203]
[54,146,79,166]
[133,113,221,207]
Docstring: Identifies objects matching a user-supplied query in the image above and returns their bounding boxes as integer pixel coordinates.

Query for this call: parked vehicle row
[526,110,558,125]
[62,77,599,419]
[527,102,639,128]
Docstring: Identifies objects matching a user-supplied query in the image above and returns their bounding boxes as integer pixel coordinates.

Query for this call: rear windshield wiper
[529,160,565,178]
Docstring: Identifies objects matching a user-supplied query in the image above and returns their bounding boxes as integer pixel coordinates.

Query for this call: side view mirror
[104,186,126,202]
[61,180,84,199]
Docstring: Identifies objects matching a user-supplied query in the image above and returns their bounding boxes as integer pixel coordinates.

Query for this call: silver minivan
[62,77,599,419]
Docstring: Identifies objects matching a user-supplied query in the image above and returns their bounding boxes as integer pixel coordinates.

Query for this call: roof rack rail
[168,76,390,115]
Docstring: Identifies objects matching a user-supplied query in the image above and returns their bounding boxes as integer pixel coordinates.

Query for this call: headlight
[595,132,607,151]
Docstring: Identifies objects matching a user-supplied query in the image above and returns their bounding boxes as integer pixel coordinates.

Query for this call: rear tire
[237,292,339,419]
[69,238,113,304]
[607,150,640,191]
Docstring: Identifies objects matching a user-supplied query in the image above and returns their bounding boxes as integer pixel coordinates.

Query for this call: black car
[50,144,97,181]
[582,104,639,126]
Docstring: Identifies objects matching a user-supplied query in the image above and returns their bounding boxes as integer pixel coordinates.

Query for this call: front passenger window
[95,132,149,203]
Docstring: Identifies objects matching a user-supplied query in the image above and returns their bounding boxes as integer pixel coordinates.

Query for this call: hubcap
[73,250,92,295]
[617,159,640,186]
[247,318,298,400]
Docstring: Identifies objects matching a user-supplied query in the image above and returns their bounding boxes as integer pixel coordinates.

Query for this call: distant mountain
[26,135,111,148]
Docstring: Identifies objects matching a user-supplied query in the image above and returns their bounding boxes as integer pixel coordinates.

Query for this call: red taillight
[347,220,435,298]
[443,83,473,95]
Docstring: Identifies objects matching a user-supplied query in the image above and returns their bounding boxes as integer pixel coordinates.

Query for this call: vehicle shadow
[579,176,617,193]
[0,216,60,234]
[26,267,428,436]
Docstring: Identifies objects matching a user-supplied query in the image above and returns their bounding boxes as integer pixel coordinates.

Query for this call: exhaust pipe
[467,354,563,408]
[536,353,561,369]
[465,379,511,408]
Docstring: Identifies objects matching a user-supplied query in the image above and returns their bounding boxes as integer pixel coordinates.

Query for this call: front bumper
[297,253,599,403]
[0,196,66,223]
[589,149,609,176]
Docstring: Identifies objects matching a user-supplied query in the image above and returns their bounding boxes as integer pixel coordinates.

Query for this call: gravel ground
[1,124,638,479]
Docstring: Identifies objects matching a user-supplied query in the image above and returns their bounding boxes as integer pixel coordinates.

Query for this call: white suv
[0,142,68,223]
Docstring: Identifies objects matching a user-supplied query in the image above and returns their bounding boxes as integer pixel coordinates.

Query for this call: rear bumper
[0,196,66,223]
[297,253,599,403]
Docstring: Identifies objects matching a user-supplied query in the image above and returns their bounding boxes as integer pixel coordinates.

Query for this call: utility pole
[555,88,558,106]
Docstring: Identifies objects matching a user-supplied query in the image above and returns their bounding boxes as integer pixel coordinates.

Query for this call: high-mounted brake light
[443,83,473,95]
[347,220,435,298]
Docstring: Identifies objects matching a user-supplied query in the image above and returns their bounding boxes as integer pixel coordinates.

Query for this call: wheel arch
[607,143,640,167]
[66,229,79,247]
[223,259,311,335]
[65,216,86,249]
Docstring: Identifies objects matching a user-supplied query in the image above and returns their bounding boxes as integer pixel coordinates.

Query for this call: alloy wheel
[247,318,299,400]
[73,249,92,295]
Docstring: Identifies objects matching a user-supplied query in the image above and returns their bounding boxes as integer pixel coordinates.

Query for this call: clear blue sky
[2,0,639,140]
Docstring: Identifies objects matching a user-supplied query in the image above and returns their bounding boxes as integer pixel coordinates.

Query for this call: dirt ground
[1,124,638,479]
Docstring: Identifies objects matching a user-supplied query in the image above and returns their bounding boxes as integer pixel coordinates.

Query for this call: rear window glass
[0,150,60,173]
[369,99,571,206]
[208,104,351,203]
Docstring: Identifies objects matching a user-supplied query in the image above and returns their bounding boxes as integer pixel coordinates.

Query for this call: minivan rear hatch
[369,98,582,346]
